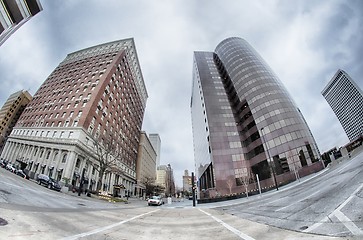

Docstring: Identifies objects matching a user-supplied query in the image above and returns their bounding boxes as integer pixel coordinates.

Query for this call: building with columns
[1,38,148,196]
[0,90,32,154]
[0,0,42,46]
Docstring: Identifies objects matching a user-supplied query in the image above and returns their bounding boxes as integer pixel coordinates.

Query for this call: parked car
[37,174,61,191]
[0,159,6,168]
[15,169,30,179]
[147,196,164,206]
[6,163,16,173]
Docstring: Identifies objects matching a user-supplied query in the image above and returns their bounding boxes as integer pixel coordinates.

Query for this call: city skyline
[0,0,362,186]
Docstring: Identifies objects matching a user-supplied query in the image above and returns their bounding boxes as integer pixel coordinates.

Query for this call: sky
[0,0,362,187]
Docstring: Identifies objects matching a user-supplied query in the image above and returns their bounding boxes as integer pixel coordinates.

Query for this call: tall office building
[322,69,363,141]
[0,90,32,153]
[191,37,321,198]
[148,133,161,167]
[136,131,157,198]
[0,0,42,46]
[1,38,148,195]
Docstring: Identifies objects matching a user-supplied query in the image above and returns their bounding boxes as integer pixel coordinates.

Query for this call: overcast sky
[0,0,362,187]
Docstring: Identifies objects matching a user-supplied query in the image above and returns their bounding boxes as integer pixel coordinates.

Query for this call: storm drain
[299,226,308,230]
[0,218,8,226]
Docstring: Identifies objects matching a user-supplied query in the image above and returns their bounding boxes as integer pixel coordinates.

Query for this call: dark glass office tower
[191,37,321,199]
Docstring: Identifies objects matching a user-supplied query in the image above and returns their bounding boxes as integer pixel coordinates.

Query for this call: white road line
[303,183,363,234]
[199,208,255,240]
[335,183,363,211]
[302,216,329,233]
[334,210,363,235]
[61,209,160,240]
[275,190,321,212]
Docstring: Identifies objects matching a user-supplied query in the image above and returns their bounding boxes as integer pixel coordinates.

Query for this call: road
[0,150,362,240]
[212,149,363,237]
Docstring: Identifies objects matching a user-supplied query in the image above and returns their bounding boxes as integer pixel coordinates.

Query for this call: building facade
[0,0,42,46]
[191,37,322,199]
[0,90,32,153]
[322,69,363,141]
[1,38,148,196]
[136,131,157,198]
[156,164,175,196]
[182,170,192,193]
[148,133,161,167]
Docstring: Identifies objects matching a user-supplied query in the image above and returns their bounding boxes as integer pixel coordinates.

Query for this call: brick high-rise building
[0,0,42,46]
[0,90,32,153]
[1,38,148,195]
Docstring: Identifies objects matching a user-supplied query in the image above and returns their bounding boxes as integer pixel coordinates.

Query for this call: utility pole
[191,172,196,207]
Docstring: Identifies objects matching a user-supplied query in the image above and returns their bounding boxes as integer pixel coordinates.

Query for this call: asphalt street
[0,149,362,239]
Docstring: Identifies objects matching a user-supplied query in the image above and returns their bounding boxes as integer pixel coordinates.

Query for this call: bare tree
[141,176,164,197]
[226,176,235,195]
[238,167,254,197]
[91,133,124,193]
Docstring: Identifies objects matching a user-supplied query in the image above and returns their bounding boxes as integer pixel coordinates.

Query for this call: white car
[6,163,16,173]
[147,196,164,206]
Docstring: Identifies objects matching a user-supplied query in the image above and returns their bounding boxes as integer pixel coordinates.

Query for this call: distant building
[1,38,148,196]
[322,69,363,141]
[0,90,32,153]
[191,37,321,199]
[0,0,42,46]
[156,164,175,196]
[156,165,167,191]
[148,133,161,167]
[182,170,192,193]
[136,131,157,198]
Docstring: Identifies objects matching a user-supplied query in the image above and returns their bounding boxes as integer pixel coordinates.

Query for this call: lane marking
[303,183,363,234]
[199,208,255,240]
[275,190,321,212]
[61,209,160,240]
[334,210,363,235]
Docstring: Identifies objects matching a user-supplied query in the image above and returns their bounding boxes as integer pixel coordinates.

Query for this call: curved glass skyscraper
[191,37,321,199]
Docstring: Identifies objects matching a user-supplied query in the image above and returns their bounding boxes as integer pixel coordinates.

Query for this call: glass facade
[191,37,321,198]
[322,69,363,141]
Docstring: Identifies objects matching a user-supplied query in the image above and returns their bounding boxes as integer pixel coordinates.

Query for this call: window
[62,154,67,163]
[46,151,51,159]
[75,158,81,168]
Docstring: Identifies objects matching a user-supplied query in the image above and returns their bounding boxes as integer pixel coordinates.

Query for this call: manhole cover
[300,226,308,230]
[0,218,8,226]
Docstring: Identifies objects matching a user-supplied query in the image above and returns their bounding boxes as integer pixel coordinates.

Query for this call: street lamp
[260,127,279,190]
